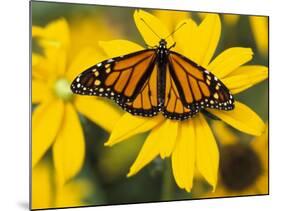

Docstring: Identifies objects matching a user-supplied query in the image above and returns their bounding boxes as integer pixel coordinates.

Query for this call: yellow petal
[55,179,92,207]
[256,174,269,194]
[174,19,198,58]
[32,26,44,37]
[32,100,64,167]
[32,161,53,209]
[105,113,164,146]
[32,53,49,80]
[249,16,268,56]
[153,10,190,32]
[44,46,68,77]
[36,18,70,49]
[194,114,219,190]
[99,40,144,58]
[222,65,268,94]
[172,120,195,192]
[207,47,253,78]
[74,96,122,132]
[127,133,159,177]
[53,103,85,186]
[193,14,221,67]
[32,79,51,104]
[56,48,68,77]
[223,14,240,26]
[208,101,265,136]
[229,85,252,94]
[251,124,268,194]
[66,47,106,81]
[69,16,116,59]
[127,120,176,177]
[227,65,268,78]
[251,123,268,168]
[32,53,43,67]
[151,119,178,158]
[33,47,67,79]
[134,9,174,47]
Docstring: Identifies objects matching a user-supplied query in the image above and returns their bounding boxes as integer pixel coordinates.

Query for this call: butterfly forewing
[168,51,234,111]
[71,49,156,104]
[71,49,161,116]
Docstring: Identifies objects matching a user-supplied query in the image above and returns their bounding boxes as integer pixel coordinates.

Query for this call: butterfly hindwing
[168,51,234,111]
[162,64,198,120]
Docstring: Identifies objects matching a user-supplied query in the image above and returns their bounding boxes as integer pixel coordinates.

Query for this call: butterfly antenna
[164,22,186,39]
[140,18,161,39]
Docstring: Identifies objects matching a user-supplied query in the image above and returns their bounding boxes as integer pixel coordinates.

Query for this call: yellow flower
[198,13,239,27]
[69,14,120,60]
[100,10,268,191]
[32,160,93,209]
[32,18,121,186]
[153,9,191,31]
[223,14,239,26]
[196,122,268,197]
[249,16,268,56]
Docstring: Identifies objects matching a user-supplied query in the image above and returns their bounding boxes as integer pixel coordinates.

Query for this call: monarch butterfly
[71,23,234,121]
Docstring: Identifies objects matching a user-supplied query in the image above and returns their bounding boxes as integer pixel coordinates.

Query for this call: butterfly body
[71,39,234,121]
[156,39,169,109]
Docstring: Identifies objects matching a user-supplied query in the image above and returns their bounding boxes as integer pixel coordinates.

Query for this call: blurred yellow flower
[32,18,121,186]
[32,160,93,210]
[223,14,239,26]
[211,121,238,145]
[197,122,268,197]
[198,13,239,27]
[99,10,268,192]
[249,16,268,56]
[69,15,120,60]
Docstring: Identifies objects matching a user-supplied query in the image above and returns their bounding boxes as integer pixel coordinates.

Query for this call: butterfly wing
[122,63,159,117]
[162,64,198,120]
[71,49,160,116]
[167,51,234,112]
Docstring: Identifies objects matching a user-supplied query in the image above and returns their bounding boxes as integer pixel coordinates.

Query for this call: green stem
[161,159,173,200]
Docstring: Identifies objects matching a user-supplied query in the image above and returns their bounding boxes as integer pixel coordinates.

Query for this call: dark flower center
[220,144,262,191]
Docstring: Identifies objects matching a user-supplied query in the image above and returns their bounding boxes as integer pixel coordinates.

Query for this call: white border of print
[1,0,279,211]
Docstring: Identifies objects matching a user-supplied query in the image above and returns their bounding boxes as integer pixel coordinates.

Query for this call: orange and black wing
[71,49,159,116]
[162,64,198,120]
[122,62,159,117]
[167,51,234,112]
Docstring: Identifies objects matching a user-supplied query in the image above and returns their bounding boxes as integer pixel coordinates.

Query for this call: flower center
[220,144,262,191]
[53,78,73,101]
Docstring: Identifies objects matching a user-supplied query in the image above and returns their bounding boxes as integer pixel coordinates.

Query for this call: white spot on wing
[107,58,114,63]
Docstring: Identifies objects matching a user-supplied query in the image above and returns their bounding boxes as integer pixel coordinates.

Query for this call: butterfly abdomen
[156,41,169,110]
